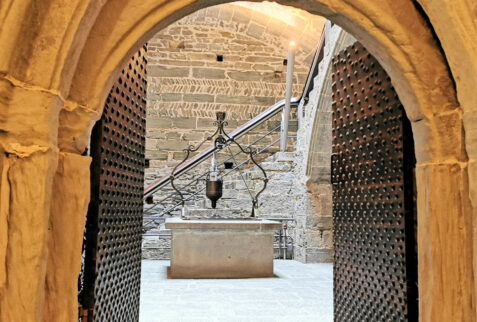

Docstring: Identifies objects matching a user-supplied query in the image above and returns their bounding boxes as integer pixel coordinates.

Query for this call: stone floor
[140,260,333,322]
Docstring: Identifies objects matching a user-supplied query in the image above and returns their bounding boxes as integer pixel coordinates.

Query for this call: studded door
[331,42,418,321]
[79,46,147,321]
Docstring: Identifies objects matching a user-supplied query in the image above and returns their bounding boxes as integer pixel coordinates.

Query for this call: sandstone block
[306,229,333,249]
[145,130,166,139]
[252,64,275,72]
[181,30,192,36]
[145,138,160,150]
[246,23,265,38]
[216,94,250,104]
[172,117,196,129]
[168,40,185,49]
[192,68,225,79]
[273,152,295,162]
[310,151,331,166]
[157,139,189,151]
[188,52,217,61]
[172,151,198,160]
[166,132,182,140]
[218,7,233,20]
[260,162,292,172]
[169,52,187,60]
[183,93,215,102]
[227,71,265,81]
[267,120,281,131]
[231,9,251,25]
[309,166,331,184]
[197,118,216,128]
[252,96,276,105]
[305,249,333,263]
[245,56,283,63]
[156,59,204,67]
[306,216,332,230]
[206,6,220,19]
[297,73,308,84]
[147,117,173,129]
[148,65,190,77]
[147,92,160,101]
[145,150,168,160]
[233,39,264,46]
[181,131,205,141]
[219,31,233,38]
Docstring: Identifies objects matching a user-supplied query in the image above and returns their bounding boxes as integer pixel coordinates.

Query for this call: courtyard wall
[144,4,324,217]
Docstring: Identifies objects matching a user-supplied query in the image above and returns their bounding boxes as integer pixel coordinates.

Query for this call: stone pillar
[0,88,95,321]
[0,79,62,320]
[43,152,91,322]
[463,108,477,321]
[0,147,58,321]
[417,162,474,321]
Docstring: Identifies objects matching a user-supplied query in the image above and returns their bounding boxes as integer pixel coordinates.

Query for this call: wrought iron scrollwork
[169,128,218,218]
[169,111,268,218]
[221,131,268,218]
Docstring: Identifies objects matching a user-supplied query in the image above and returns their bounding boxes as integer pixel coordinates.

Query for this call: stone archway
[0,1,475,321]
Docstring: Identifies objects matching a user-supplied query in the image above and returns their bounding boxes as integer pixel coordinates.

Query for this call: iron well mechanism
[170,111,268,218]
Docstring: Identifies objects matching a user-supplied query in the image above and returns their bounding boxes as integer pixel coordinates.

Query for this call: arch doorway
[78,29,419,321]
[0,1,473,321]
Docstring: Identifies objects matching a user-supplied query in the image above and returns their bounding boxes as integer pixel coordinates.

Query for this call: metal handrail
[302,26,327,104]
[143,135,281,218]
[144,98,300,198]
[145,123,283,212]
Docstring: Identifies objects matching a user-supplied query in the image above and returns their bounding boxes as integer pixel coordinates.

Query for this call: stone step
[271,151,295,162]
[253,161,292,172]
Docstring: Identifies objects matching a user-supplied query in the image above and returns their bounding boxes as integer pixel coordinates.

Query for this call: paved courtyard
[140,260,333,322]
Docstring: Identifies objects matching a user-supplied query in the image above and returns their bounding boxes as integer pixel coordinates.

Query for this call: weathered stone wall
[144,4,324,218]
[293,25,357,263]
[145,4,324,174]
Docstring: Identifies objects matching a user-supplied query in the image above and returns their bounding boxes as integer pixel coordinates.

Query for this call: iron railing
[143,121,288,219]
[143,98,299,200]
